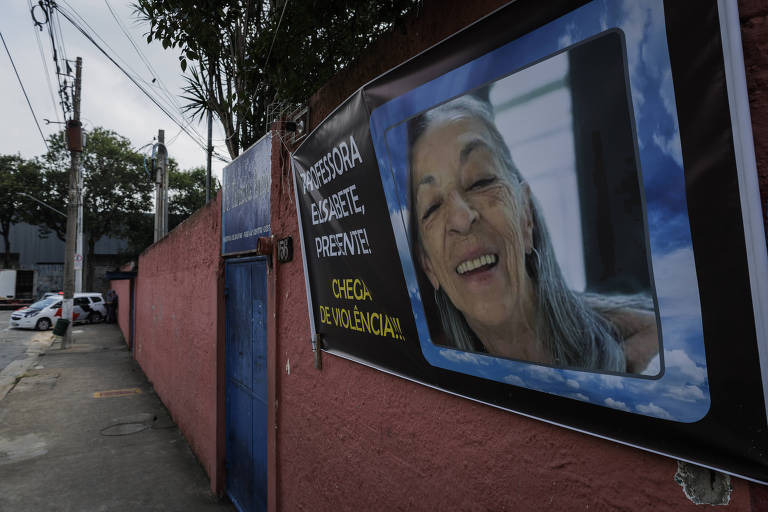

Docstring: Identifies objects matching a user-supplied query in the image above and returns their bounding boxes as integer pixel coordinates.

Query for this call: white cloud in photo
[599,11,609,32]
[650,69,683,167]
[664,349,707,385]
[566,392,590,402]
[598,374,624,390]
[618,0,650,113]
[638,1,667,80]
[636,402,673,420]
[438,349,490,366]
[527,365,565,383]
[557,22,577,48]
[566,379,580,389]
[653,247,702,320]
[604,398,631,412]
[663,384,706,403]
[504,374,525,387]
[642,354,661,377]
[652,129,683,168]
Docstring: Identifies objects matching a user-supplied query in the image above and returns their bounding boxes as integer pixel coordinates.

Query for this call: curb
[0,331,57,401]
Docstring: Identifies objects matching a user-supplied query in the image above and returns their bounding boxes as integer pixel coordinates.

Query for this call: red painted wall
[133,195,224,494]
[111,279,131,344]
[268,1,768,510]
[116,0,768,508]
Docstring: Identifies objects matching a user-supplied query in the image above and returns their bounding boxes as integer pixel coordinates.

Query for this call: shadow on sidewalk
[0,322,234,512]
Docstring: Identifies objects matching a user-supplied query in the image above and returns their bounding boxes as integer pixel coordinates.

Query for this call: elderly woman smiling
[408,94,658,373]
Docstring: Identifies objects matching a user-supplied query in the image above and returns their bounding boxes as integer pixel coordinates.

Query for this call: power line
[42,1,72,121]
[52,4,230,163]
[100,0,216,155]
[0,31,50,152]
[62,0,211,156]
[28,0,61,125]
[103,0,183,113]
[264,0,289,71]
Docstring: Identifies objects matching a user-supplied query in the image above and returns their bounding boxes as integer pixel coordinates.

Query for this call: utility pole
[154,129,168,242]
[205,71,213,204]
[63,56,82,349]
[75,167,83,293]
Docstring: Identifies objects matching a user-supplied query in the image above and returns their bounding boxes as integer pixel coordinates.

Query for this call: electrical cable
[0,31,50,152]
[42,1,71,121]
[61,0,212,154]
[28,0,62,125]
[53,5,230,163]
[264,0,289,72]
[103,0,184,114]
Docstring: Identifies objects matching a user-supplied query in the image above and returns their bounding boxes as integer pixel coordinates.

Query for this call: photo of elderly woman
[405,33,660,375]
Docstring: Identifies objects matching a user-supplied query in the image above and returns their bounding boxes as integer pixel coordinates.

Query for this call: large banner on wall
[291,0,768,482]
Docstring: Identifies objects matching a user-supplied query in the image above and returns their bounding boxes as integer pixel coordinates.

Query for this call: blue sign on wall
[222,133,272,256]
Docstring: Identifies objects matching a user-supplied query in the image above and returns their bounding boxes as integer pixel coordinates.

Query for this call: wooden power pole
[62,56,82,348]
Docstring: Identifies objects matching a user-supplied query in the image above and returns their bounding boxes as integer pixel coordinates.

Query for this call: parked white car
[9,293,107,330]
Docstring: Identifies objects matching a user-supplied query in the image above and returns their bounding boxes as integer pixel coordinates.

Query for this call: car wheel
[36,318,52,331]
[88,311,103,324]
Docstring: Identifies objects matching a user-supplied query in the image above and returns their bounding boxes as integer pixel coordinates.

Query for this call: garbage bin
[53,318,69,336]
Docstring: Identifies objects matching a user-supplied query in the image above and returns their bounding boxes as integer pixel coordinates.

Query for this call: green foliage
[0,155,44,267]
[169,165,220,224]
[133,0,419,158]
[39,128,153,248]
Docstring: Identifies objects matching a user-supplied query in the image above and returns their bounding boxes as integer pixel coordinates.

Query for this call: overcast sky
[1,0,228,180]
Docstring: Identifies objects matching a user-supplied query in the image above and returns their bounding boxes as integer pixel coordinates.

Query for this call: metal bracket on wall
[312,333,323,370]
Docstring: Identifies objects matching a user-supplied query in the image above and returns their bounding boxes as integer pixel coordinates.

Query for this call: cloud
[558,22,577,47]
[636,402,673,420]
[438,349,490,366]
[527,365,565,383]
[652,130,683,168]
[599,374,624,390]
[664,349,707,385]
[604,398,631,411]
[642,354,661,377]
[566,379,580,389]
[663,384,706,402]
[652,247,703,319]
[650,68,683,167]
[567,392,590,402]
[599,12,608,31]
[504,374,525,387]
[619,1,650,112]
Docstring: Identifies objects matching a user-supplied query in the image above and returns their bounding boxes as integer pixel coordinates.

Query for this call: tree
[39,128,153,289]
[114,163,222,259]
[133,0,419,159]
[0,155,44,268]
[169,165,220,228]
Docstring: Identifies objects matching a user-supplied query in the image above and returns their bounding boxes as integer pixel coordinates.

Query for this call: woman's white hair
[408,93,627,372]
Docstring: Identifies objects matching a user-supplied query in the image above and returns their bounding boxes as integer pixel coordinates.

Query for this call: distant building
[5,222,127,296]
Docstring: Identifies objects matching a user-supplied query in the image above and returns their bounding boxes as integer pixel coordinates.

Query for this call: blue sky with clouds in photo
[369,0,711,423]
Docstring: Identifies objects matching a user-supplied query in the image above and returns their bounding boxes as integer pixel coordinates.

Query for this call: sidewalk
[0,322,234,512]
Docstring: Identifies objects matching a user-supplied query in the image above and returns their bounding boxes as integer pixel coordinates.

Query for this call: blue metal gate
[225,258,268,512]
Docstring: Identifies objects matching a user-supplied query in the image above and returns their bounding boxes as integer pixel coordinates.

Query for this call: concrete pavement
[0,321,234,511]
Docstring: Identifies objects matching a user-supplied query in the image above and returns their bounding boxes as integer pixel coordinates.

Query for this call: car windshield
[28,297,58,310]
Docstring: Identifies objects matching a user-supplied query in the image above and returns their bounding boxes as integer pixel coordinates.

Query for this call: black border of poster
[291,0,768,483]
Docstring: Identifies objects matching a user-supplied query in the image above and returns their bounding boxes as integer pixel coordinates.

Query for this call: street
[0,310,53,400]
[0,311,43,372]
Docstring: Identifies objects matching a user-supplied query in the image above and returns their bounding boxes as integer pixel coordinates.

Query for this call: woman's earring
[525,247,540,280]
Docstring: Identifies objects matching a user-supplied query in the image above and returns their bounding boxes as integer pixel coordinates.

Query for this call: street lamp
[18,192,65,217]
